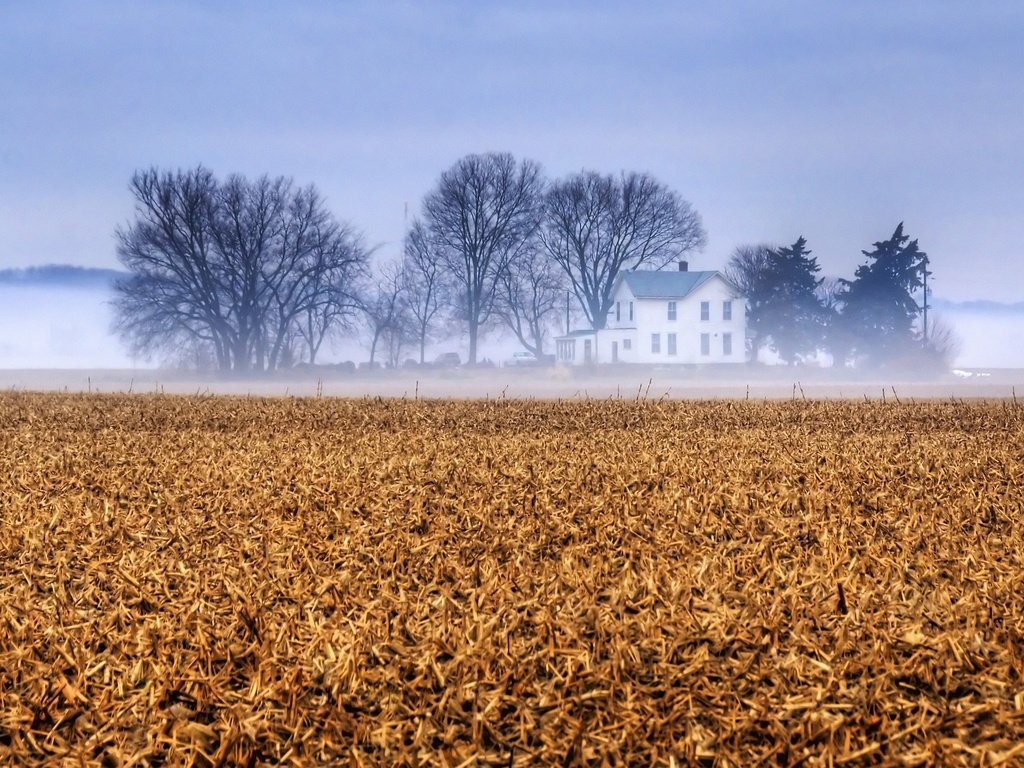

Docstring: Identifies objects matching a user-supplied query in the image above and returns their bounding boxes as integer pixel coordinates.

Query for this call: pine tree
[759,237,827,364]
[838,223,927,366]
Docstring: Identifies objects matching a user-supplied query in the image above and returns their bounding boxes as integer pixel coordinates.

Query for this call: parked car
[505,351,538,367]
[433,352,461,368]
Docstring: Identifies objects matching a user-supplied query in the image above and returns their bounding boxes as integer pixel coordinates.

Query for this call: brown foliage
[2,393,1024,765]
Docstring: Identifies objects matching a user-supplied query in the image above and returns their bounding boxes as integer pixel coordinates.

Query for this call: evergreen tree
[838,223,927,366]
[759,237,827,364]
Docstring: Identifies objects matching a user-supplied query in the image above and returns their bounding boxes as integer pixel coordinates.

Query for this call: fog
[2,285,1023,399]
[937,310,1024,369]
[0,285,134,369]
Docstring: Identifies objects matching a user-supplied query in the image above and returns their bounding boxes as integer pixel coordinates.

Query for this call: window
[651,333,661,354]
[615,301,621,322]
[629,301,634,321]
[667,301,677,321]
[700,301,710,321]
[623,338,632,351]
[723,300,732,321]
[667,333,677,356]
[700,333,710,356]
[723,333,732,356]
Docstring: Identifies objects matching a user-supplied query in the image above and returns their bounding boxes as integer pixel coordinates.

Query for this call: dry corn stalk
[1,392,1023,765]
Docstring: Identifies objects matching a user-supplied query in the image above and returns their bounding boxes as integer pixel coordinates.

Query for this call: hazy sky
[3,1,1022,301]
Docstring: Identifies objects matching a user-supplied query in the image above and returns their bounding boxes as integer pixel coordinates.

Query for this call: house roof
[617,269,722,299]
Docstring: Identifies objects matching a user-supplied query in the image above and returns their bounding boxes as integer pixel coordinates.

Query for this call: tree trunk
[369,328,381,365]
[467,320,478,365]
[305,315,319,365]
[213,337,229,371]
[589,297,607,330]
[232,339,250,372]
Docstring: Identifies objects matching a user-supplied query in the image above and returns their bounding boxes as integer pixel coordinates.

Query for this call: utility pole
[921,254,931,347]
[565,291,570,335]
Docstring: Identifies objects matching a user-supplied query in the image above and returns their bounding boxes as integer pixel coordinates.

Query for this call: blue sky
[2,1,1022,300]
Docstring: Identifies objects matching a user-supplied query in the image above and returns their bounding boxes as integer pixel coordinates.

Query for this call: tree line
[114,154,704,370]
[725,224,951,368]
[114,153,948,372]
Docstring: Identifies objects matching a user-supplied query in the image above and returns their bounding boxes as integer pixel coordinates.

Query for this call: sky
[2,0,1023,301]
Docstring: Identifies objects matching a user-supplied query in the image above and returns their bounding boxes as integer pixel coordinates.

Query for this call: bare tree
[114,167,232,368]
[542,171,705,330]
[361,260,409,367]
[294,223,368,365]
[114,166,368,372]
[211,173,290,372]
[422,153,545,364]
[381,321,410,369]
[400,220,451,364]
[920,313,961,369]
[724,244,773,299]
[262,187,369,368]
[494,240,565,357]
[724,243,775,362]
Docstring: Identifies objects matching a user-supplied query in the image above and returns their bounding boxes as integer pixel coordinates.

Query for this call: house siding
[558,270,746,366]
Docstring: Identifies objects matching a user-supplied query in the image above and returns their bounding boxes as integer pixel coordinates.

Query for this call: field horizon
[0,364,1023,402]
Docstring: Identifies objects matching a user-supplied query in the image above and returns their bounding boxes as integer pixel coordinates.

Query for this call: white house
[555,262,745,365]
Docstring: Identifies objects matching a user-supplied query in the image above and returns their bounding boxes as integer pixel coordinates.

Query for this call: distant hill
[0,264,127,289]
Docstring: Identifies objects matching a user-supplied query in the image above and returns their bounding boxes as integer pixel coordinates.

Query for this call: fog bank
[0,285,135,369]
[2,284,1024,372]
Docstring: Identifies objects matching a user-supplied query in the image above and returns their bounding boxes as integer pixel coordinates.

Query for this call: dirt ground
[1,365,1021,400]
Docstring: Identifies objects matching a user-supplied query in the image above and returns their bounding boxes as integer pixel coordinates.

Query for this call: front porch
[555,329,635,366]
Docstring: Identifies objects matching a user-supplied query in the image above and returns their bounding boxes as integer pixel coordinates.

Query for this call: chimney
[678,260,688,272]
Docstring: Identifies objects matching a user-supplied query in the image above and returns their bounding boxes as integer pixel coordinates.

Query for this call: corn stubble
[1,393,1023,766]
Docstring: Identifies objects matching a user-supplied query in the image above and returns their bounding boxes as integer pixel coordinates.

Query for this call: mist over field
[0,284,133,369]
[2,279,1023,374]
[938,309,1024,369]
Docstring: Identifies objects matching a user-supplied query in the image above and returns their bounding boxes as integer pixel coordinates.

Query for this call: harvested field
[2,392,1024,766]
